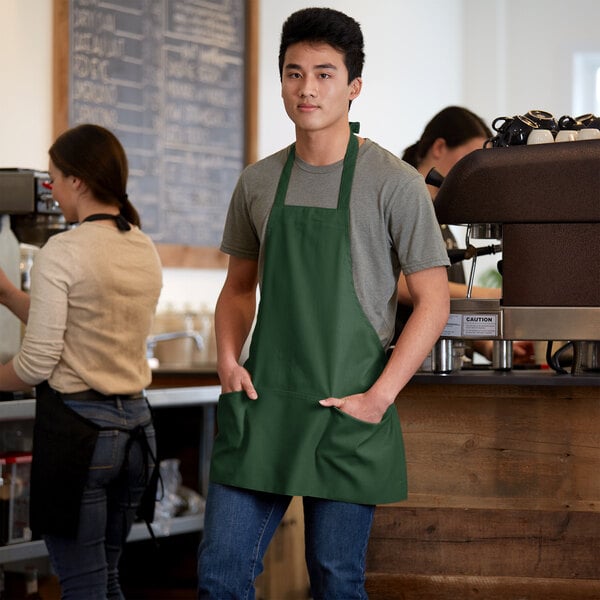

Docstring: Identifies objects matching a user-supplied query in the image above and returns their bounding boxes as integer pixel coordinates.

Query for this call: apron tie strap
[116,421,161,547]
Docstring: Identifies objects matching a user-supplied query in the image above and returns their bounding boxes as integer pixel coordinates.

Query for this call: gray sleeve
[219,149,286,263]
[219,174,261,260]
[391,174,450,275]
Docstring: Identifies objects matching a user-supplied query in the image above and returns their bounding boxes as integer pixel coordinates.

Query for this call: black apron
[30,382,157,538]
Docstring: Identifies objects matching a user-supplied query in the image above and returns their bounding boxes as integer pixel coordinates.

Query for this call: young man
[198,8,450,598]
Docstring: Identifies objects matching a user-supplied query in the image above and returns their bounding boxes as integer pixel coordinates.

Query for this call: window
[573,53,600,115]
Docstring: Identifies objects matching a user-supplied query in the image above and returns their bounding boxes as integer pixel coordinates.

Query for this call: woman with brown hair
[0,124,162,599]
[398,106,533,362]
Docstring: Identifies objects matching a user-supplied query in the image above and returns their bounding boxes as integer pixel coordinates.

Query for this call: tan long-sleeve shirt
[13,221,162,394]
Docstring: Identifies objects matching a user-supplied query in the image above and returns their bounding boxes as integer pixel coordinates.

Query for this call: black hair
[49,124,141,227]
[278,7,365,83]
[402,106,492,168]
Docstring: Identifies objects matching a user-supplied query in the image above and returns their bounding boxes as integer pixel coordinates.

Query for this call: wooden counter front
[150,368,220,388]
[366,371,600,599]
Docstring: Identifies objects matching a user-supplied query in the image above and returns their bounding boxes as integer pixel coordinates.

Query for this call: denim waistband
[60,389,145,403]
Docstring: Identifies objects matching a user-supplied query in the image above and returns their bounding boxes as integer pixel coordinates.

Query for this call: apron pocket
[315,404,407,503]
[318,404,390,464]
[215,391,250,450]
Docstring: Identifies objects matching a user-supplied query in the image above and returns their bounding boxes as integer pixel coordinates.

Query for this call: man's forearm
[377,298,448,399]
[371,267,450,410]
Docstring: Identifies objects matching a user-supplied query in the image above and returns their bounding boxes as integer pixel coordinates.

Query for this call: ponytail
[118,193,141,229]
[401,141,420,168]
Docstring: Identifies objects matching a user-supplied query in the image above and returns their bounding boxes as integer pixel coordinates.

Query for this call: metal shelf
[0,513,204,564]
[0,386,220,421]
[0,398,35,422]
[0,386,218,565]
[0,539,46,564]
[127,513,204,542]
[146,385,220,408]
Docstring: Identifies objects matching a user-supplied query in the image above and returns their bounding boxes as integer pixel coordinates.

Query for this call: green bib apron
[210,129,407,504]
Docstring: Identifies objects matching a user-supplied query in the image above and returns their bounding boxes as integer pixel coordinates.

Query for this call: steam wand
[465,226,477,298]
[447,244,501,264]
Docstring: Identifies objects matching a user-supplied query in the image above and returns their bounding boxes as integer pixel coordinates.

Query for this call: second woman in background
[398,105,533,363]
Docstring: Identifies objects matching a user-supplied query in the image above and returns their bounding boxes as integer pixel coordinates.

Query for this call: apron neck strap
[81,213,131,231]
[337,131,359,212]
[274,125,360,211]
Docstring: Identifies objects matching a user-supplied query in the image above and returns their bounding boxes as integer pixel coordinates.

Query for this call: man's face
[281,41,361,134]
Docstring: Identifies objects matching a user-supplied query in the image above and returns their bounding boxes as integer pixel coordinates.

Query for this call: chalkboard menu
[68,0,247,247]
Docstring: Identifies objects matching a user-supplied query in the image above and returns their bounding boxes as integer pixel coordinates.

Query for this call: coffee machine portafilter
[430,141,600,375]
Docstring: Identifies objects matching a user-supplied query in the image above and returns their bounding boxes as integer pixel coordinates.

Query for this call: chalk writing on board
[69,0,245,246]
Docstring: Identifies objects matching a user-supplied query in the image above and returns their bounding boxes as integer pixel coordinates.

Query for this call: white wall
[0,0,466,170]
[5,0,600,177]
[256,0,464,159]
[2,0,600,312]
[0,1,53,170]
[463,0,600,125]
[7,1,600,170]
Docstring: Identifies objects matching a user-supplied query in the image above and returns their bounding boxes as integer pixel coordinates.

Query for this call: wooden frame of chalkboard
[52,0,258,269]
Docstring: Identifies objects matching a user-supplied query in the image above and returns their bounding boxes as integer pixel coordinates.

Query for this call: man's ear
[349,77,362,100]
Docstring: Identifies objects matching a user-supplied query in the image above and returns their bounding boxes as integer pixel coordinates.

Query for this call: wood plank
[256,497,311,600]
[150,371,220,388]
[365,573,600,600]
[395,383,600,510]
[244,0,259,166]
[367,507,600,579]
[366,381,600,595]
[52,0,69,137]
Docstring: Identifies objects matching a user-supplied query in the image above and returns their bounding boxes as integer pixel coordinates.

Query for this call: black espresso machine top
[0,168,69,246]
[0,168,57,215]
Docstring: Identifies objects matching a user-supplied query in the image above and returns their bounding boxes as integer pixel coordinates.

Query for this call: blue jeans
[197,482,375,599]
[44,397,156,600]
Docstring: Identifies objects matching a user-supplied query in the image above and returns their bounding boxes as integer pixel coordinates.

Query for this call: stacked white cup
[555,130,578,142]
[577,128,600,140]
[527,129,554,144]
[527,126,600,144]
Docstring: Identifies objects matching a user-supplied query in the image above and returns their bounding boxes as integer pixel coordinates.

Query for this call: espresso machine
[0,168,68,247]
[0,168,69,367]
[431,140,600,375]
[0,167,71,294]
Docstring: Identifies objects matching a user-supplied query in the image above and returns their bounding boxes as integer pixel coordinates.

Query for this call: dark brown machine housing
[434,141,600,307]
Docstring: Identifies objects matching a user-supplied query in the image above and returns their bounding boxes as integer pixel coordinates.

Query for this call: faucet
[146,330,204,361]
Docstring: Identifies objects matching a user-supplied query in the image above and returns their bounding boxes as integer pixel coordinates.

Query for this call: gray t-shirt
[221,138,449,348]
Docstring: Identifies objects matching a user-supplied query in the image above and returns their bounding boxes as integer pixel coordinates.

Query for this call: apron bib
[211,129,407,504]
